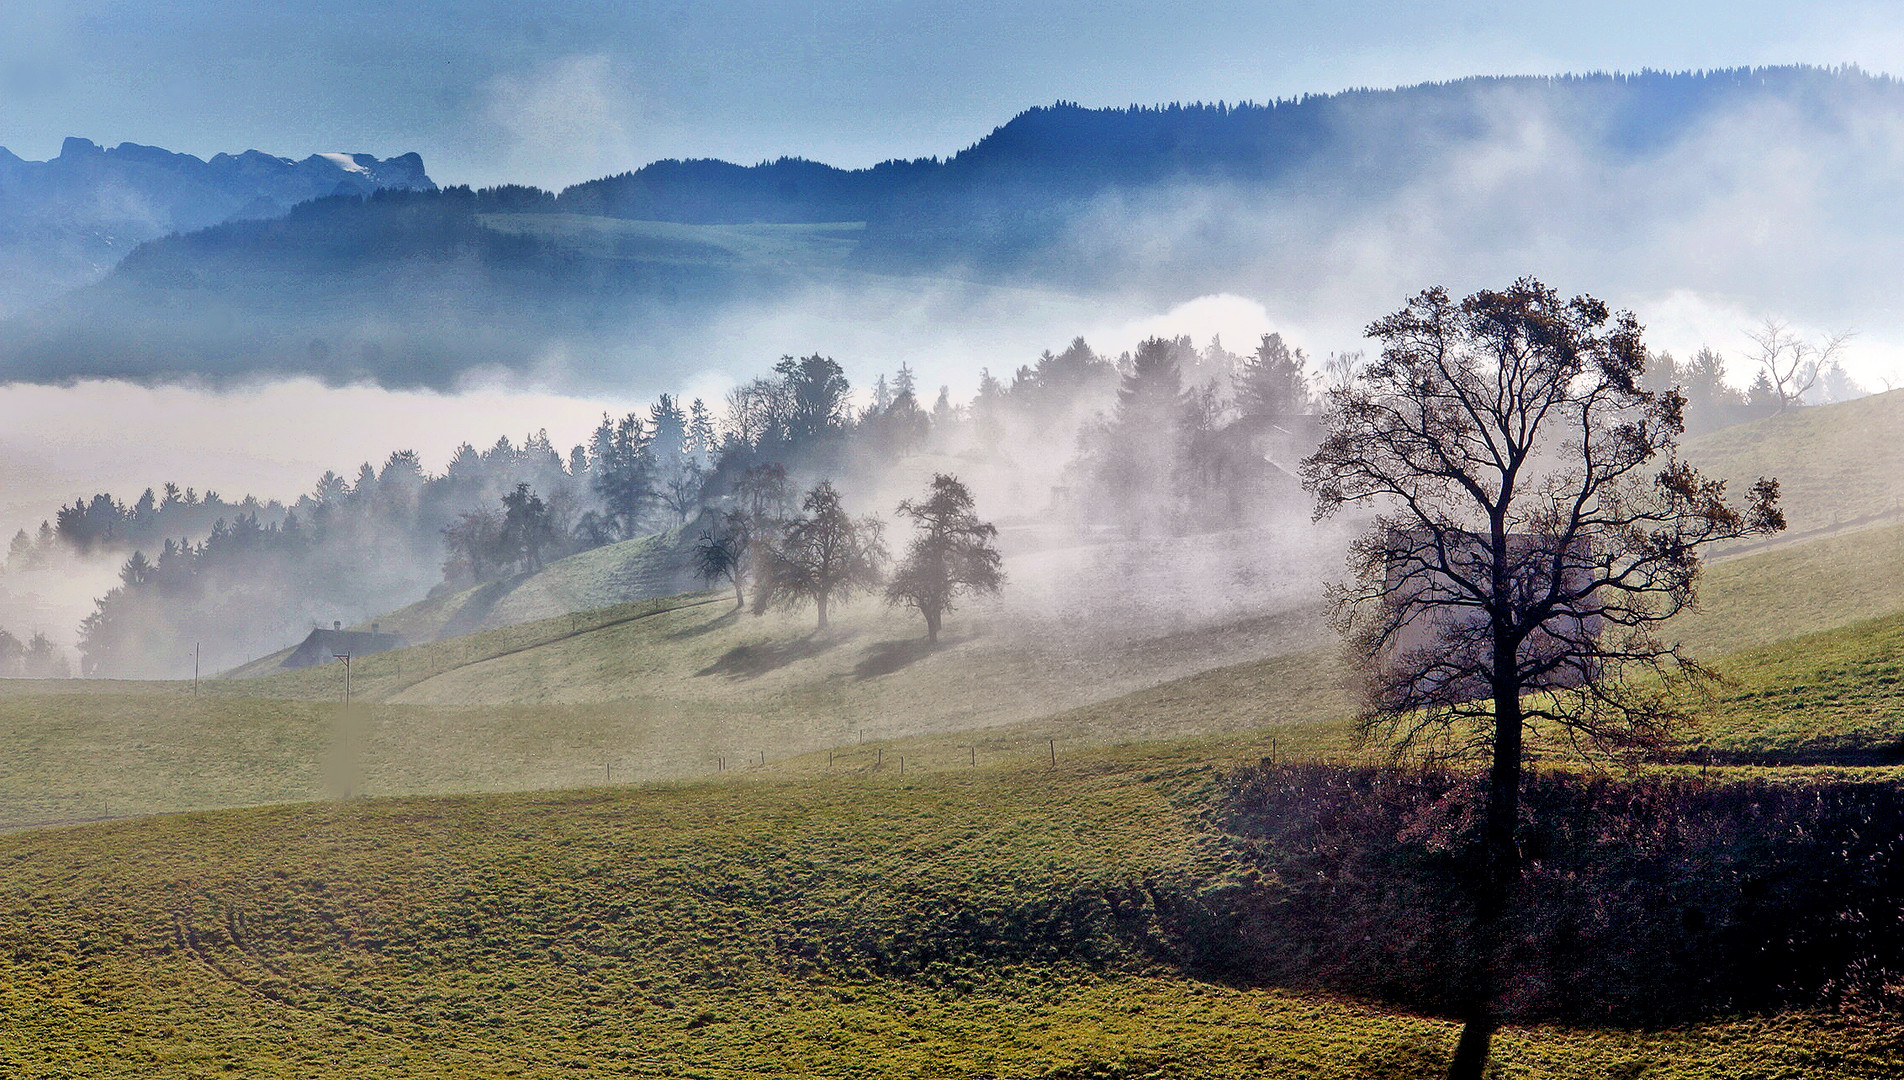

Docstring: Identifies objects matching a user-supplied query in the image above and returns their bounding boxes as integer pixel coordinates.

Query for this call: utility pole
[333,652,352,703]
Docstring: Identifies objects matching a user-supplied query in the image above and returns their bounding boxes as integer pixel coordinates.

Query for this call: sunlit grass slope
[1678,520,1904,655]
[386,526,704,642]
[4,754,1903,1078]
[221,528,705,679]
[226,578,1327,734]
[1686,606,1904,765]
[0,589,1334,831]
[1686,387,1904,539]
[228,516,1904,713]
[4,509,1903,831]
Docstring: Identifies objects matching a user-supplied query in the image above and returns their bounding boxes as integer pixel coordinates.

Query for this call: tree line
[1646,318,1863,435]
[0,627,70,678]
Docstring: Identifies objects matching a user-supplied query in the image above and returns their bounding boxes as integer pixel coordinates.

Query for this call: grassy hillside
[4,507,1903,833]
[0,594,1339,832]
[1686,605,1904,765]
[377,527,702,645]
[5,482,1904,1074]
[1676,519,1904,654]
[5,747,1904,1078]
[1685,388,1904,540]
[220,528,706,679]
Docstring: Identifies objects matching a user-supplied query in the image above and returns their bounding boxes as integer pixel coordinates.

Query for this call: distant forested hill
[6,66,1903,387]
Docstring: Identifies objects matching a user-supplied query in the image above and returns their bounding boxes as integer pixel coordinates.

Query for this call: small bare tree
[1302,279,1784,1080]
[886,474,1003,643]
[733,462,796,522]
[753,481,886,630]
[694,510,751,609]
[1746,317,1852,413]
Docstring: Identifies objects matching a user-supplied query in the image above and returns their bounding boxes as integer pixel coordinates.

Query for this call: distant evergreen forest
[11,307,1866,680]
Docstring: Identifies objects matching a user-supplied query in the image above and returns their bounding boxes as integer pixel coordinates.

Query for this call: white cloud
[1108,294,1279,354]
[480,53,645,190]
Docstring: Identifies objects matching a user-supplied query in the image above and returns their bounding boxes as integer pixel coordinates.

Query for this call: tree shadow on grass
[666,606,741,641]
[436,577,518,640]
[852,636,959,680]
[1343,1037,1453,1080]
[695,634,835,679]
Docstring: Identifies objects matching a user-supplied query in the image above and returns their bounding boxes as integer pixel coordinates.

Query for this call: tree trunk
[1448,673,1524,1080]
[924,606,941,644]
[816,591,829,630]
[732,576,744,610]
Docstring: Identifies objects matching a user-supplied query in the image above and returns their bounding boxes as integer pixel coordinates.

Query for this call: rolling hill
[0,500,1899,834]
[6,439,1904,1075]
[1685,388,1904,540]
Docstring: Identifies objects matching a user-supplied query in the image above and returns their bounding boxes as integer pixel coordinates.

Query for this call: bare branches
[1746,318,1853,414]
[695,509,751,609]
[752,481,886,630]
[1307,277,1786,1080]
[1304,278,1785,759]
[886,474,1003,643]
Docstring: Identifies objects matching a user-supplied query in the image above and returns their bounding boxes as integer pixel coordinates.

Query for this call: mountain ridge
[0,138,435,316]
[7,64,1903,387]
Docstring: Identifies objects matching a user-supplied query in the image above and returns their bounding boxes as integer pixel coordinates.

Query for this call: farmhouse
[281,622,405,669]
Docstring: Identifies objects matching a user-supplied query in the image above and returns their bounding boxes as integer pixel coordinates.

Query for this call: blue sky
[4,1,1901,188]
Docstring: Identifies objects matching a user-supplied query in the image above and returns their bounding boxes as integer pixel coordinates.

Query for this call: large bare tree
[753,481,886,630]
[1302,279,1784,1080]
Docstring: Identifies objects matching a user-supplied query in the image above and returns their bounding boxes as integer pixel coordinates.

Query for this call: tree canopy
[752,481,886,630]
[886,474,1003,643]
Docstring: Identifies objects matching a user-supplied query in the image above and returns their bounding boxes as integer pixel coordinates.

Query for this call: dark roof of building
[280,628,406,670]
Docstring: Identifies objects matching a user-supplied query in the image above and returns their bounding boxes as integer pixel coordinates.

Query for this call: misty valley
[8,57,1904,1080]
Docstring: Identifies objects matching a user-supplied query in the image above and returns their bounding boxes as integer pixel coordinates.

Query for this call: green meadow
[7,398,1904,1076]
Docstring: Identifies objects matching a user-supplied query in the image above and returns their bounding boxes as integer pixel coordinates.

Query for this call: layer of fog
[16,76,1904,671]
[16,72,1904,395]
[0,274,1884,670]
[0,287,1329,674]
[1043,80,1904,391]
